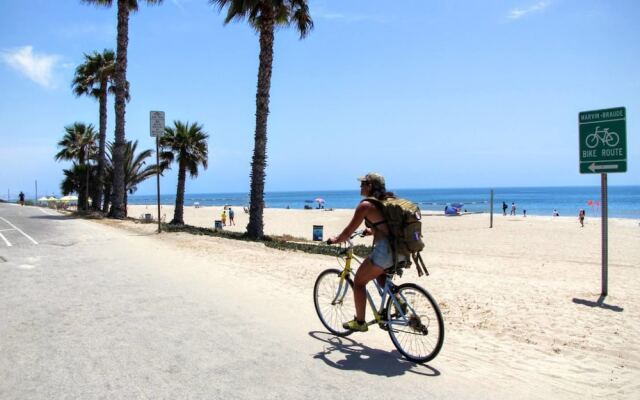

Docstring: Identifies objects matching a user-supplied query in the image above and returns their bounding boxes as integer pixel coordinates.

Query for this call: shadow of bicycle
[308,331,440,377]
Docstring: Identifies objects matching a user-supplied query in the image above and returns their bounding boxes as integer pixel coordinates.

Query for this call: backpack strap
[411,252,429,277]
[360,197,387,227]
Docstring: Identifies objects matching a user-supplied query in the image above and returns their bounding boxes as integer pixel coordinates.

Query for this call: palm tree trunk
[102,183,111,213]
[247,8,275,239]
[172,158,187,225]
[94,82,108,211]
[124,190,128,217]
[109,0,130,219]
[78,152,87,210]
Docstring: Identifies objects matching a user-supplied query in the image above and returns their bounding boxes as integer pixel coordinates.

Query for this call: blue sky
[1,0,638,199]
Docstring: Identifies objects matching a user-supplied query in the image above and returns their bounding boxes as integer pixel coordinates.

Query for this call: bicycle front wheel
[313,268,355,337]
[386,283,444,363]
[606,132,620,147]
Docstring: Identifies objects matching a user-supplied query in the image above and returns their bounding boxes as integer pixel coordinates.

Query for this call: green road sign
[579,107,627,174]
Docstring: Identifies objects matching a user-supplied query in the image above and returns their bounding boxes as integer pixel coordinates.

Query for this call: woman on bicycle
[328,172,398,332]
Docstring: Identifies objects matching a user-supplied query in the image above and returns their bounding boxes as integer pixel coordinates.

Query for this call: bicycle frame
[333,239,415,329]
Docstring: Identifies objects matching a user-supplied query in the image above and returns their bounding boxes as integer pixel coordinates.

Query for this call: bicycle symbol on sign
[585,126,620,149]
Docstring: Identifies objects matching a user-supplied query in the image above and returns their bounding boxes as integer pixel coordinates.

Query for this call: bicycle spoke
[314,269,355,336]
[386,283,444,363]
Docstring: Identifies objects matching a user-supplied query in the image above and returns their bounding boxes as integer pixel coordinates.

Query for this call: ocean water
[128,186,640,219]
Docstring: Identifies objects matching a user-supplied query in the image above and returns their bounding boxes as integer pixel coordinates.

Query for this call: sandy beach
[120,204,640,397]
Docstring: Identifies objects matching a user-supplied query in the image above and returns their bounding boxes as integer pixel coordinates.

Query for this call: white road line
[0,232,11,247]
[0,228,16,232]
[38,207,58,216]
[0,217,38,245]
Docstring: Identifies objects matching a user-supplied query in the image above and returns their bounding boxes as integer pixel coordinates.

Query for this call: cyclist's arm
[329,202,372,244]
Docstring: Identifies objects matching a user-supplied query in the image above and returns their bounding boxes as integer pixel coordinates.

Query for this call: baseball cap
[357,172,385,187]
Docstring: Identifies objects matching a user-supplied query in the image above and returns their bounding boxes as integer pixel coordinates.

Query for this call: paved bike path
[1,205,547,399]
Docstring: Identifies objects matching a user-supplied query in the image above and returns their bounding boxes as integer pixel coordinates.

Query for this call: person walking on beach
[578,209,586,227]
[18,191,25,206]
[328,172,402,332]
[502,201,508,216]
[228,207,235,226]
[510,202,516,216]
[221,210,227,226]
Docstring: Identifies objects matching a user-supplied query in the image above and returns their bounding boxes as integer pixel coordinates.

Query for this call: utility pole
[35,180,38,205]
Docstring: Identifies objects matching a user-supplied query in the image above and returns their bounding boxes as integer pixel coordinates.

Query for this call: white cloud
[508,1,551,20]
[0,46,61,89]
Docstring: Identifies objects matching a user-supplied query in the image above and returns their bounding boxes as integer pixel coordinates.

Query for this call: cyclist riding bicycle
[328,172,405,332]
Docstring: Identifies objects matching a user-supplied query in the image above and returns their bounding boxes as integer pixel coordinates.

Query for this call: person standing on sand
[510,202,516,216]
[327,172,404,332]
[502,201,508,216]
[228,207,235,226]
[221,210,227,226]
[578,209,586,227]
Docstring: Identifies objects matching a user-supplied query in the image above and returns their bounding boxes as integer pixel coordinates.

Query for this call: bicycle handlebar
[326,230,366,246]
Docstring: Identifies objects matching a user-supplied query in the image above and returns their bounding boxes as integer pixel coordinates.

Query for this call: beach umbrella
[37,196,49,202]
[46,196,58,202]
[315,198,325,203]
[60,195,78,202]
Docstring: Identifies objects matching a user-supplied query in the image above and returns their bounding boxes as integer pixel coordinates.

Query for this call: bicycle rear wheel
[386,283,444,363]
[313,268,355,337]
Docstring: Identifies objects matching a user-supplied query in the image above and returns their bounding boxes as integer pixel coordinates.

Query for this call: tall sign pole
[150,111,165,233]
[489,189,494,228]
[579,107,627,297]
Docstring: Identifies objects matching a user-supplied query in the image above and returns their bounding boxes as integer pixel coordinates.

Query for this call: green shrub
[161,223,372,257]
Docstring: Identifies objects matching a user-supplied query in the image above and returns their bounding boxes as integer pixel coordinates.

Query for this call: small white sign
[150,111,165,137]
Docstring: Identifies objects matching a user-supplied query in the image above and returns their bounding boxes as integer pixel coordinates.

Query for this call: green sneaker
[342,318,368,332]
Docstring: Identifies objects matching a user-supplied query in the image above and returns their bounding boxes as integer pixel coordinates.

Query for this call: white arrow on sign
[588,163,619,173]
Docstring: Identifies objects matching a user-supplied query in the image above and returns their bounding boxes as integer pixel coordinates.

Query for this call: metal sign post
[579,107,627,297]
[489,189,494,228]
[150,111,165,233]
[601,173,608,296]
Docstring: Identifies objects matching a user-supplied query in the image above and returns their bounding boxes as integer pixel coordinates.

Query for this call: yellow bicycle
[313,231,444,363]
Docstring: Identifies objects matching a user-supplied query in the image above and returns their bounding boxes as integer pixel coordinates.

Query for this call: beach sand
[124,204,640,397]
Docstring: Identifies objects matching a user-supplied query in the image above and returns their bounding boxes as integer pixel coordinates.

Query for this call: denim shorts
[369,238,405,270]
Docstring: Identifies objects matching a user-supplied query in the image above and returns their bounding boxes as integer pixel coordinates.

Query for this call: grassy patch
[161,223,372,257]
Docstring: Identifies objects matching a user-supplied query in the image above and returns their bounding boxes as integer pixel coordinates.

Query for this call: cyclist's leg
[353,258,386,321]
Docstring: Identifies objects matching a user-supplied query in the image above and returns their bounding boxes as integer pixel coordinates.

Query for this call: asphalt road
[0,203,524,399]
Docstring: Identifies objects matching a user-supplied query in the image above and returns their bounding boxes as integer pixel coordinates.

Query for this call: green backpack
[364,197,429,276]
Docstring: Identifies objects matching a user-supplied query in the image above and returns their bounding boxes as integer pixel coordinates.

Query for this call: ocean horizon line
[132,184,640,198]
[128,185,640,219]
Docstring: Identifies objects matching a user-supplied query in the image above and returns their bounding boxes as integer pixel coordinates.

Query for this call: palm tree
[81,0,164,219]
[210,0,313,238]
[105,140,159,216]
[159,121,209,225]
[61,163,98,200]
[72,49,116,211]
[55,122,98,210]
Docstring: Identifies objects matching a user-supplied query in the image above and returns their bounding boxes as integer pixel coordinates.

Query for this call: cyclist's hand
[327,236,340,245]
